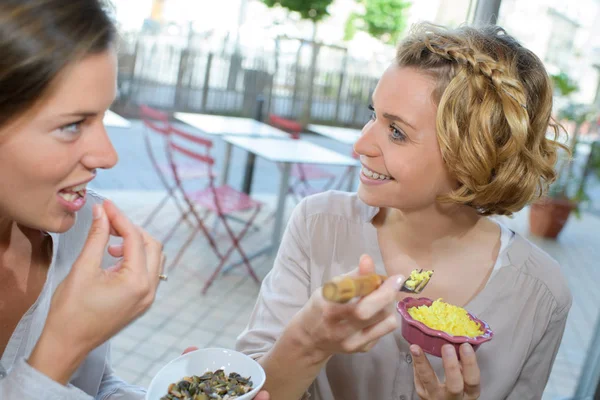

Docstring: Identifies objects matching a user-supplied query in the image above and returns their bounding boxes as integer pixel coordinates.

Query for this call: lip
[59,174,96,192]
[361,163,390,178]
[56,191,87,212]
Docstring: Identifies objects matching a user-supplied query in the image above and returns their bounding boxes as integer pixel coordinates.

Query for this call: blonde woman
[237,23,571,400]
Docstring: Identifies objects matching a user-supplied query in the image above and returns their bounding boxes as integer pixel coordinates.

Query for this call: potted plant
[529,72,600,238]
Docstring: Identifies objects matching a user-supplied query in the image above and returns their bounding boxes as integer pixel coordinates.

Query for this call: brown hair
[0,0,116,128]
[396,22,567,216]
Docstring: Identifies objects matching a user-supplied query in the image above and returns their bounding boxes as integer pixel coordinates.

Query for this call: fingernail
[443,345,456,358]
[93,204,103,220]
[393,275,405,290]
[410,345,421,357]
[462,343,474,355]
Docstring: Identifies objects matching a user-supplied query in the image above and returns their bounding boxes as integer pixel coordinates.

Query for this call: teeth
[362,166,390,180]
[71,183,87,192]
[59,192,79,202]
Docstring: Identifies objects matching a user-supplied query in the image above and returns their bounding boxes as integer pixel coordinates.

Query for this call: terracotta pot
[529,198,576,239]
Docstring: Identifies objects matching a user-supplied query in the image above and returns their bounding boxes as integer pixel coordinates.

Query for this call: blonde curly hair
[396,23,567,216]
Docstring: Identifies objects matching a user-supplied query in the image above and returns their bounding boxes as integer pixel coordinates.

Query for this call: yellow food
[408,299,484,337]
[404,269,433,290]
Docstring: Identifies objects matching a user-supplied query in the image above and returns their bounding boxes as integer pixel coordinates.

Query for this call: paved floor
[97,120,600,399]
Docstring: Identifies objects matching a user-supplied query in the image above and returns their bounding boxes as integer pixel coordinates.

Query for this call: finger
[441,345,464,399]
[412,362,428,399]
[103,200,145,272]
[75,204,110,271]
[460,344,481,399]
[341,313,397,353]
[254,391,270,400]
[348,308,391,330]
[182,346,199,355]
[108,244,124,258]
[358,254,376,275]
[353,274,404,322]
[139,228,163,284]
[411,345,441,395]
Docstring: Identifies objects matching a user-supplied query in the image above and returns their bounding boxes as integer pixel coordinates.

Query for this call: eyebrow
[59,112,99,119]
[382,112,417,131]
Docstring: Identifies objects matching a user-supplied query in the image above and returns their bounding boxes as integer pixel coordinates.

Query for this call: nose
[81,120,119,170]
[353,119,380,158]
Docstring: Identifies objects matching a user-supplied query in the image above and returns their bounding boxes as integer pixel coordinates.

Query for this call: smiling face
[355,65,456,212]
[0,49,119,233]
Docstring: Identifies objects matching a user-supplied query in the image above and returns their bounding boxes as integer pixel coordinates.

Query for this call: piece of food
[407,298,484,337]
[404,269,433,290]
[161,369,253,400]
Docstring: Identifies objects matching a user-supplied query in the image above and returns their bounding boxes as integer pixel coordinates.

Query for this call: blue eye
[59,120,84,135]
[389,125,407,143]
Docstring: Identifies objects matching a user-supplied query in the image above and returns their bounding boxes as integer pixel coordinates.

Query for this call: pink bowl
[397,297,493,358]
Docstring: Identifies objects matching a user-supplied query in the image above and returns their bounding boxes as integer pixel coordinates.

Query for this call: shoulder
[507,233,572,316]
[297,190,373,224]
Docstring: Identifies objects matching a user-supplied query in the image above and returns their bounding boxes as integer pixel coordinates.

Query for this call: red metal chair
[268,114,337,201]
[166,126,264,294]
[139,105,213,240]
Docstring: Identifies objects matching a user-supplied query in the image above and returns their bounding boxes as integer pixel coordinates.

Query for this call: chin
[357,185,386,207]
[40,212,77,234]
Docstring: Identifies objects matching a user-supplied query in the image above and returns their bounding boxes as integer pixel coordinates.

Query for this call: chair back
[140,105,169,122]
[167,126,215,183]
[269,114,302,139]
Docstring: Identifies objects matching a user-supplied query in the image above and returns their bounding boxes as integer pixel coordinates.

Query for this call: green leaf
[359,0,411,45]
[262,0,334,22]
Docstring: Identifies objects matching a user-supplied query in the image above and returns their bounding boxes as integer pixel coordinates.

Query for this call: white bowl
[145,348,266,400]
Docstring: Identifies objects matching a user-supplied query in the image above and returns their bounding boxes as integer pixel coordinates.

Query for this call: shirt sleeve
[235,198,312,360]
[0,358,93,400]
[506,298,572,399]
[96,344,146,400]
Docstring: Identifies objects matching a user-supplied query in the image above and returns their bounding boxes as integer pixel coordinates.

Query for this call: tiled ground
[96,120,600,399]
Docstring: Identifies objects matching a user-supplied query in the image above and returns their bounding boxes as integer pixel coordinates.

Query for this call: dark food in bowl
[161,369,254,399]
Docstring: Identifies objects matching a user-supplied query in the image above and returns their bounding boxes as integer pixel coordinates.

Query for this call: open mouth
[361,165,393,180]
[58,182,87,203]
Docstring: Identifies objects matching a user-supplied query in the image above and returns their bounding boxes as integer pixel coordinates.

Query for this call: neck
[0,216,46,269]
[374,202,488,257]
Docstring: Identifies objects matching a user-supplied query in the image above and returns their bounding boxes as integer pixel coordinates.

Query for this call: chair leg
[142,187,196,230]
[141,191,172,228]
[201,206,262,294]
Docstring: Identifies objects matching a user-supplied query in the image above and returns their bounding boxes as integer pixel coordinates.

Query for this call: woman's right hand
[296,254,404,358]
[29,200,164,384]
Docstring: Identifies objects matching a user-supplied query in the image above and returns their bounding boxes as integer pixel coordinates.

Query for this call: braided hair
[395,22,567,216]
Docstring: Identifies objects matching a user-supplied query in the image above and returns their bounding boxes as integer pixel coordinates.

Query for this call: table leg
[220,142,232,186]
[346,166,359,192]
[271,163,291,251]
[242,152,257,194]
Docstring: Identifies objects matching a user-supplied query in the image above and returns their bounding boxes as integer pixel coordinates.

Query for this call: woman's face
[355,65,456,212]
[0,49,119,233]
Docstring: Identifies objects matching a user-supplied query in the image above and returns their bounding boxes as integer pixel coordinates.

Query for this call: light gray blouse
[236,191,572,400]
[0,190,145,399]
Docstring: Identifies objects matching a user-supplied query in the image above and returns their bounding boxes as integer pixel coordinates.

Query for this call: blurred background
[97,1,600,399]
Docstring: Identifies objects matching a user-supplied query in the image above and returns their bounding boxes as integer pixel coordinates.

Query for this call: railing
[114,35,381,128]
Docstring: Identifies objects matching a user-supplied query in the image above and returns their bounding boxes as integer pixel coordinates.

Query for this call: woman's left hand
[411,343,480,400]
